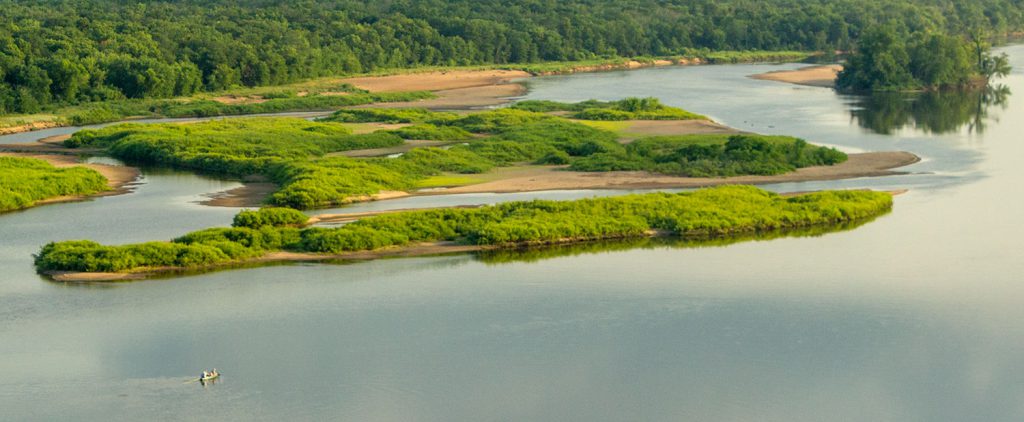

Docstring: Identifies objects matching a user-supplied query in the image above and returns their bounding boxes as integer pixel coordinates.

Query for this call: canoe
[199,373,220,382]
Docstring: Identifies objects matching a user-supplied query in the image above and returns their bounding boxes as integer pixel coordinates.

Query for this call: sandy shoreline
[419,151,919,194]
[751,65,842,88]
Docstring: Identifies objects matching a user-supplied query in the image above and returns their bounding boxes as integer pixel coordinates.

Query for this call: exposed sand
[616,120,743,141]
[427,152,920,194]
[341,70,531,93]
[338,69,531,110]
[358,83,527,110]
[751,65,843,88]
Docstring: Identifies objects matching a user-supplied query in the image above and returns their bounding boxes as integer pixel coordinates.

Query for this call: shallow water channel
[2,46,1024,421]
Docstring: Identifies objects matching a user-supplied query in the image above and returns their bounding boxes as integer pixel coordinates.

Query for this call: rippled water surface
[2,46,1024,421]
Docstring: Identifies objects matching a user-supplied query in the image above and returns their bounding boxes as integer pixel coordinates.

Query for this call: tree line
[2,0,1023,113]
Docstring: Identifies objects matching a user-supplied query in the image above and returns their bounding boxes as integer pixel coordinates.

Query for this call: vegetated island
[35,186,895,282]
[752,26,1012,91]
[50,98,917,210]
[0,154,137,213]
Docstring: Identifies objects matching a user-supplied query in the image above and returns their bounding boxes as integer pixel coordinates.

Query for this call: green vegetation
[319,108,457,124]
[511,97,706,120]
[0,156,108,212]
[387,124,474,141]
[65,109,849,209]
[837,26,1012,92]
[571,134,847,177]
[2,0,1022,115]
[34,186,893,274]
[66,118,404,176]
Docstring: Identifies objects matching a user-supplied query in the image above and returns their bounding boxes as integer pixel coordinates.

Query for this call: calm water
[3,46,1024,421]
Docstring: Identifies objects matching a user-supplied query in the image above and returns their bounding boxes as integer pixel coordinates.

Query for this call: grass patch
[0,156,108,212]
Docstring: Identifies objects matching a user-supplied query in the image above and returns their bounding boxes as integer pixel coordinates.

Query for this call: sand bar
[751,65,842,87]
[427,152,919,194]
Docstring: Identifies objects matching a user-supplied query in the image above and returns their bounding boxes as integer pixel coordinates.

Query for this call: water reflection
[477,218,877,265]
[847,85,1010,135]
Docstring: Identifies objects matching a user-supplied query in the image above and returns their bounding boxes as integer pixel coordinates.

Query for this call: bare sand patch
[618,120,743,141]
[357,84,527,110]
[340,69,530,93]
[751,65,842,88]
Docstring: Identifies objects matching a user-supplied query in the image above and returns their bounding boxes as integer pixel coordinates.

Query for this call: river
[2,46,1023,420]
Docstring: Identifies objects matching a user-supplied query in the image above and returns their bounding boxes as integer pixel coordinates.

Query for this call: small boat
[198,370,220,382]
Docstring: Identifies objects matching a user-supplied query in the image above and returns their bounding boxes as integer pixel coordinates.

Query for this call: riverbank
[751,64,842,87]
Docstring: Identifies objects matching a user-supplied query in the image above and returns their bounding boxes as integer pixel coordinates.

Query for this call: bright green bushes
[233,207,309,228]
[511,97,707,120]
[35,186,893,275]
[571,134,847,176]
[0,156,109,212]
[446,109,556,133]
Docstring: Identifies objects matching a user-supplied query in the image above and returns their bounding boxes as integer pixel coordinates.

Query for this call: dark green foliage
[0,156,109,212]
[233,208,309,229]
[571,134,847,176]
[514,98,706,120]
[837,26,1010,91]
[34,186,894,274]
[1,0,1022,114]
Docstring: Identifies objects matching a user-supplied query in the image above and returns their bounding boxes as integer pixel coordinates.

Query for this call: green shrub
[232,207,309,228]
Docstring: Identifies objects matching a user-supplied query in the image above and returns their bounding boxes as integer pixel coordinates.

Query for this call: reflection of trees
[848,85,1010,135]
[475,218,878,265]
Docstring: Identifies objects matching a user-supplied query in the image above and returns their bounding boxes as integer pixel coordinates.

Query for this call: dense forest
[2,0,1023,113]
[836,26,1013,91]
[34,186,893,274]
